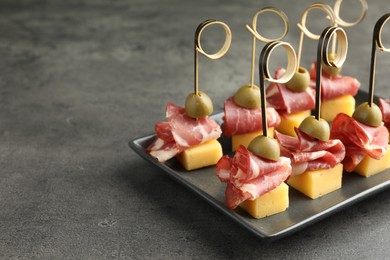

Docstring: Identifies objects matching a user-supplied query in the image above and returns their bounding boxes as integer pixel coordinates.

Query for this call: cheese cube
[354,148,390,177]
[239,182,289,219]
[232,128,274,151]
[287,163,343,199]
[176,139,223,171]
[321,95,355,122]
[276,110,311,137]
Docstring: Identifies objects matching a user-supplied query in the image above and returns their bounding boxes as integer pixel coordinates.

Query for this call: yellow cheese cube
[176,139,223,171]
[276,110,311,137]
[287,163,343,199]
[321,95,355,122]
[232,128,274,151]
[239,182,289,219]
[354,148,390,177]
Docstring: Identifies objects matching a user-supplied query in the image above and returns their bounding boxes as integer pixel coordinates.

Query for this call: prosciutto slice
[275,129,345,176]
[146,102,222,162]
[216,145,291,209]
[330,113,389,172]
[223,97,280,136]
[266,67,316,114]
[380,98,390,128]
[309,63,360,101]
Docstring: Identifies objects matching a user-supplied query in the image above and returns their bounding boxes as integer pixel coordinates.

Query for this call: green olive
[322,53,342,77]
[248,135,280,161]
[185,91,213,118]
[352,102,382,127]
[233,84,260,108]
[298,116,330,141]
[285,66,310,92]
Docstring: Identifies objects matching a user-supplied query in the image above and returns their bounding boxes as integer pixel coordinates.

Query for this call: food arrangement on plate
[139,0,390,224]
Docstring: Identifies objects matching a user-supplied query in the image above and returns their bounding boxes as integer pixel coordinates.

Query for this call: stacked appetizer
[274,25,349,199]
[146,100,223,171]
[275,123,345,199]
[309,59,360,122]
[216,141,291,219]
[146,19,232,171]
[217,36,299,218]
[330,103,390,177]
[267,67,315,136]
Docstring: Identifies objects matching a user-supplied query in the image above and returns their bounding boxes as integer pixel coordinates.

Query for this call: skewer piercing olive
[322,53,342,76]
[285,66,310,92]
[185,91,213,118]
[233,85,261,108]
[299,116,330,141]
[352,102,382,127]
[248,136,280,161]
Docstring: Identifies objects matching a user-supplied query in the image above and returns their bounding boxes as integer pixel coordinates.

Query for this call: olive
[322,53,342,77]
[248,135,280,161]
[185,91,213,118]
[233,84,260,108]
[352,102,382,127]
[285,66,310,92]
[299,116,330,141]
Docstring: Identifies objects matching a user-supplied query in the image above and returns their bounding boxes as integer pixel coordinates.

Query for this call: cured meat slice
[223,97,280,136]
[380,98,390,127]
[330,113,389,172]
[146,138,182,163]
[309,63,360,101]
[146,102,222,162]
[216,145,291,209]
[275,129,345,176]
[155,122,173,142]
[266,67,316,114]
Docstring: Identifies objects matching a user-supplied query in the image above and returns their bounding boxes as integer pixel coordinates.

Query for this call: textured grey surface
[0,0,390,259]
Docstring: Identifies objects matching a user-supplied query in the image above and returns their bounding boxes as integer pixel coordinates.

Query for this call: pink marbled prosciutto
[146,103,222,162]
[223,97,280,136]
[309,62,360,101]
[330,113,389,172]
[266,67,315,116]
[216,145,291,209]
[275,128,345,176]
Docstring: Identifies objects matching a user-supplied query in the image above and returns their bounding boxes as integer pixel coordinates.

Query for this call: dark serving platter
[129,90,390,242]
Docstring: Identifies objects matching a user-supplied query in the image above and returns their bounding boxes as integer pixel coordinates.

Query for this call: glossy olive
[248,135,280,161]
[298,116,330,141]
[352,102,382,127]
[185,91,213,118]
[285,66,310,92]
[233,84,260,108]
[322,53,342,77]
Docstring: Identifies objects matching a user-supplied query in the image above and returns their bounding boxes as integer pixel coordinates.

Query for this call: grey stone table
[1,0,389,259]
